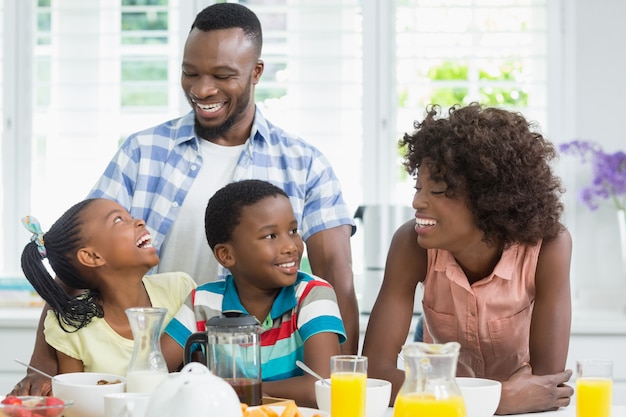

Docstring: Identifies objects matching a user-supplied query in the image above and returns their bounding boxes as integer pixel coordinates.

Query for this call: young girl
[161,179,346,407]
[362,103,574,414]
[21,198,196,376]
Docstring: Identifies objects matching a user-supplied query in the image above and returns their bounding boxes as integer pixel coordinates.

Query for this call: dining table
[382,404,626,417]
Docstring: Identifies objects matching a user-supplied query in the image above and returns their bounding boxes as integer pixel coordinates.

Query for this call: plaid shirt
[88,107,355,277]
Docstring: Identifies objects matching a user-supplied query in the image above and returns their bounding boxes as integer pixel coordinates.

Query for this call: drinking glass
[331,355,367,417]
[576,360,612,417]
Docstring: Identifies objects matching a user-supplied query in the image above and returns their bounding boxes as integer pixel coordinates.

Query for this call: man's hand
[497,363,574,415]
[8,371,52,396]
[306,225,359,355]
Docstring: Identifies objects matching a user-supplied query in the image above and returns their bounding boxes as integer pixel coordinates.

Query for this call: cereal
[96,379,122,385]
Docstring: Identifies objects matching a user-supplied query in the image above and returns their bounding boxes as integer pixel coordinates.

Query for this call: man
[12,3,358,396]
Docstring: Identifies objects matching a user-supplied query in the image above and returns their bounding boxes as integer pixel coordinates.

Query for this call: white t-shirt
[156,139,245,284]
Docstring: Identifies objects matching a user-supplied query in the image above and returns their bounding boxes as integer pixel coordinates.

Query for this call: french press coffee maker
[184,312,263,405]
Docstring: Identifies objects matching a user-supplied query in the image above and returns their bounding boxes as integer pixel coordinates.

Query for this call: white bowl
[51,372,126,417]
[456,377,501,417]
[315,378,391,417]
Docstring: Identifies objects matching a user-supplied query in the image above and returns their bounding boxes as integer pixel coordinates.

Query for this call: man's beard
[194,112,237,140]
[193,80,252,141]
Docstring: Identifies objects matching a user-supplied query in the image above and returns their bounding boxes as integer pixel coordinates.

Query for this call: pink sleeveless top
[422,241,541,382]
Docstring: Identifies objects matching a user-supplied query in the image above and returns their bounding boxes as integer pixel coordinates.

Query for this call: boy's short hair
[205,179,289,249]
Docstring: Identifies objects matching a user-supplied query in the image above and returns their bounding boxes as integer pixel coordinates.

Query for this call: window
[246,0,364,212]
[1,0,184,277]
[1,0,552,297]
[392,0,549,202]
[121,0,170,108]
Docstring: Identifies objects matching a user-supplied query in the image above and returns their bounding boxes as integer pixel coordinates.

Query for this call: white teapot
[146,362,243,416]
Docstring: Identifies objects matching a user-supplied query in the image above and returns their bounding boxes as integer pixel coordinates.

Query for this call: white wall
[562,0,626,311]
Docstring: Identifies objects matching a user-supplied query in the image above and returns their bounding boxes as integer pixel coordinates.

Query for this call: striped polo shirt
[165,271,346,381]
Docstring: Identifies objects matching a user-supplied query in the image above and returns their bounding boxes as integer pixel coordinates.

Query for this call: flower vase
[619,209,626,276]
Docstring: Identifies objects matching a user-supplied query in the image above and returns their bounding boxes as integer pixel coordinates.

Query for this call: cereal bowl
[315,378,392,417]
[0,395,72,417]
[51,372,125,417]
[456,377,502,417]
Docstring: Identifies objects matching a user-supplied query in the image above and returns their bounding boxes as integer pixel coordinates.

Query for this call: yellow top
[44,272,196,375]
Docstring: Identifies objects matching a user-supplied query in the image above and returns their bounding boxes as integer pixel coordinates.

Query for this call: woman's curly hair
[399,103,565,247]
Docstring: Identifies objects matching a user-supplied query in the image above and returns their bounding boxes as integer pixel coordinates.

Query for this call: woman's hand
[496,363,573,415]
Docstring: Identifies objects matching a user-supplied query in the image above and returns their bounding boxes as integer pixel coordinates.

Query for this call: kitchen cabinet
[0,327,37,393]
[0,308,39,394]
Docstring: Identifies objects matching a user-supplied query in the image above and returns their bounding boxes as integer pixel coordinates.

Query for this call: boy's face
[222,194,304,290]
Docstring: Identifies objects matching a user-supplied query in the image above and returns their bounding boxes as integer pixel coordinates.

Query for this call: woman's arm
[497,229,574,414]
[529,228,573,374]
[262,332,341,407]
[362,219,427,404]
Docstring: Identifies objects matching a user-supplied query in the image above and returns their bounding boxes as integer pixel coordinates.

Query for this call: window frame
[1,0,35,277]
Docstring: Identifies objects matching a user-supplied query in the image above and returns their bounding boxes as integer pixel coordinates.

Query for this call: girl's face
[412,164,482,252]
[223,195,304,290]
[79,199,159,272]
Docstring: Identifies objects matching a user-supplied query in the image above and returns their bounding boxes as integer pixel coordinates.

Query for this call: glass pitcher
[125,307,169,394]
[393,342,466,417]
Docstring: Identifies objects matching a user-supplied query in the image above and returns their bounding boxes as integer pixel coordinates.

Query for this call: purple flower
[559,140,626,211]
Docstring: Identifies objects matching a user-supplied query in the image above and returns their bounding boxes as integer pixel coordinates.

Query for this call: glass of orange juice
[331,355,367,417]
[576,360,612,417]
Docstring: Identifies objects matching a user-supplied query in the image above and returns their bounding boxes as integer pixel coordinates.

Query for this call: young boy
[161,179,346,407]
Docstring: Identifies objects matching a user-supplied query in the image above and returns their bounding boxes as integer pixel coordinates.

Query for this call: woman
[362,103,574,414]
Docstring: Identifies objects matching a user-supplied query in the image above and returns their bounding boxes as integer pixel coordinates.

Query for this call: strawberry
[44,397,65,417]
[1,405,31,417]
[1,396,23,405]
[1,395,31,417]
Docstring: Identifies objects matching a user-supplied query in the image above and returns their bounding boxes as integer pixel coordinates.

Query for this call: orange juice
[331,371,366,417]
[576,377,612,417]
[393,393,466,417]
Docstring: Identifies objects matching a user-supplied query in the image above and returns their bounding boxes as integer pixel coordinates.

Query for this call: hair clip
[21,215,47,257]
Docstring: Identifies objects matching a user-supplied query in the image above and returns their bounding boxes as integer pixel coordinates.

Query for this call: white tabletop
[383,404,626,417]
